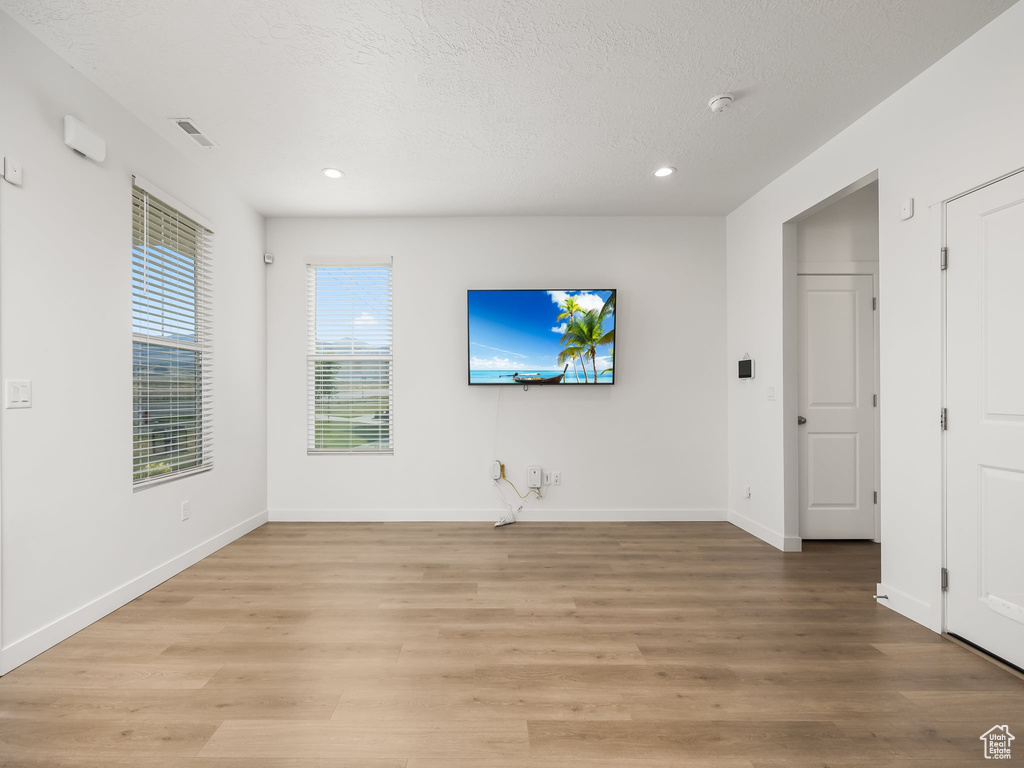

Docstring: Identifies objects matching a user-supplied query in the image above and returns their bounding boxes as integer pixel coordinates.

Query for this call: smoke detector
[708,94,734,114]
[172,118,216,147]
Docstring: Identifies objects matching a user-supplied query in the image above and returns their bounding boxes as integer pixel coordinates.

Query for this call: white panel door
[946,171,1024,669]
[798,274,876,539]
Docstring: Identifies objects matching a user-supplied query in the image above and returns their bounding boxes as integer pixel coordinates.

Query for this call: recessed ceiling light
[322,168,344,179]
[653,167,675,178]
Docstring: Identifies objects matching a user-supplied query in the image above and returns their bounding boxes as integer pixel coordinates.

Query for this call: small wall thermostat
[738,358,754,379]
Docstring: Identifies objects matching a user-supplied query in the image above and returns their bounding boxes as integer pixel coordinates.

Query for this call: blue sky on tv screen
[468,290,614,382]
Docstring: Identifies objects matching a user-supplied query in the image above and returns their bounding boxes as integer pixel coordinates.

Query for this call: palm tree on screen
[557,297,587,381]
[562,310,613,382]
[557,296,583,324]
[558,345,586,383]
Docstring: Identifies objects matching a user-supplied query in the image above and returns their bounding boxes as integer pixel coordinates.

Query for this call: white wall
[0,12,268,673]
[726,2,1024,628]
[797,182,879,264]
[267,217,726,521]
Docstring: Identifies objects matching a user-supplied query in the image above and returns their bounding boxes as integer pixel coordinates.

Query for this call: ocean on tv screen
[468,289,615,385]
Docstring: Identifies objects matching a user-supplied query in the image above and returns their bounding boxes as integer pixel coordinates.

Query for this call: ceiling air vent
[173,118,216,148]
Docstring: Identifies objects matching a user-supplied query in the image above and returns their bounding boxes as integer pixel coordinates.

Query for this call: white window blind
[307,265,393,454]
[132,185,214,486]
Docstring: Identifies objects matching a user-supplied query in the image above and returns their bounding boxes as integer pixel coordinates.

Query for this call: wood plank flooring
[1,521,1021,766]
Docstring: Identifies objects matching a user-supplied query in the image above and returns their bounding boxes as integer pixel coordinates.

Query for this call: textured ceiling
[2,0,1016,216]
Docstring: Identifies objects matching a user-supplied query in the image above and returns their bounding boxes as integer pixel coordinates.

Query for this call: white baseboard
[727,509,802,552]
[269,508,728,523]
[875,582,940,633]
[0,510,268,675]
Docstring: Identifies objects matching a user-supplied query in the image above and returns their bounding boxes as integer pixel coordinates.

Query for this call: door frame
[796,264,881,542]
[939,165,1024,635]
[782,172,878,551]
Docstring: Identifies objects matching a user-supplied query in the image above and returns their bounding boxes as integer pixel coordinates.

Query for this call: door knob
[798,416,807,425]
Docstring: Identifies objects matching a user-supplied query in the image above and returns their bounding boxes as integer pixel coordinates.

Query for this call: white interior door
[946,170,1024,669]
[798,274,876,539]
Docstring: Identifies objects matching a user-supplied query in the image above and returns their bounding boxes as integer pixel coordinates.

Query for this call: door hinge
[940,246,948,270]
[941,407,948,430]
[941,567,949,592]
[873,394,878,407]
[873,491,878,504]
[872,296,878,310]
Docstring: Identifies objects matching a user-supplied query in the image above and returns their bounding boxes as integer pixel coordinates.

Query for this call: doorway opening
[783,174,881,556]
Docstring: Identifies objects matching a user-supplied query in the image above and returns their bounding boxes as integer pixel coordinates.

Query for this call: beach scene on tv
[468,289,615,385]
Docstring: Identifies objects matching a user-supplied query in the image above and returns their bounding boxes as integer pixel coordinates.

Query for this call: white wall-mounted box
[64,115,106,162]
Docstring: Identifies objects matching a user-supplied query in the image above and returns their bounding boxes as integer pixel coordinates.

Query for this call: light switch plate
[5,379,32,408]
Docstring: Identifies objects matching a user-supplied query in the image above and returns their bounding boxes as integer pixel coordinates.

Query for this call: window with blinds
[307,265,393,454]
[132,185,213,486]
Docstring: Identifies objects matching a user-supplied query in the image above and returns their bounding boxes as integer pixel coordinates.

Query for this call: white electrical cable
[490,385,541,526]
[492,480,518,527]
[491,387,515,525]
[492,478,510,509]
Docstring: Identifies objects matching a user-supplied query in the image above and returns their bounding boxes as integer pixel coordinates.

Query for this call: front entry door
[798,274,876,539]
[946,170,1024,669]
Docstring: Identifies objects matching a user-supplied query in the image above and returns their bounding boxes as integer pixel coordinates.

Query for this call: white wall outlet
[528,466,542,489]
[490,460,502,481]
[5,379,32,409]
[552,471,562,486]
[767,385,776,401]
[744,484,752,498]
[543,471,552,486]
[181,501,190,521]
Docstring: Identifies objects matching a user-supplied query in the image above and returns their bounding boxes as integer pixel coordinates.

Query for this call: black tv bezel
[467,288,617,387]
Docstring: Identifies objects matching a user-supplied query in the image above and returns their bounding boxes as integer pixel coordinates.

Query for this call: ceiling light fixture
[653,167,675,178]
[322,168,344,179]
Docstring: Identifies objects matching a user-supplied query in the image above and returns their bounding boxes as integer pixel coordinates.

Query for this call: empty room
[1,0,1023,765]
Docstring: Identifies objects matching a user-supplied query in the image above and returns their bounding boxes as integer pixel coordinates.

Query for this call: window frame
[306,263,394,455]
[131,180,214,489]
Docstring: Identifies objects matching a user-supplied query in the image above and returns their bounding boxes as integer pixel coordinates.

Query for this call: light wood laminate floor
[1,522,1022,766]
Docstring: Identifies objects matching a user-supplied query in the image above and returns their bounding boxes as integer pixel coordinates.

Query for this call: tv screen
[468,289,616,385]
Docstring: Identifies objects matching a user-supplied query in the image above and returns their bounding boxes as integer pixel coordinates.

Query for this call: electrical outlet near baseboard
[181,501,190,521]
[552,471,561,486]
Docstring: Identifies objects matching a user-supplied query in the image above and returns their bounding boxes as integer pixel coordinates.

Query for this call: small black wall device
[738,358,754,379]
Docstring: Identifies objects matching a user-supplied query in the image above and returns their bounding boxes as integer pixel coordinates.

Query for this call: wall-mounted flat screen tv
[468,289,615,385]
